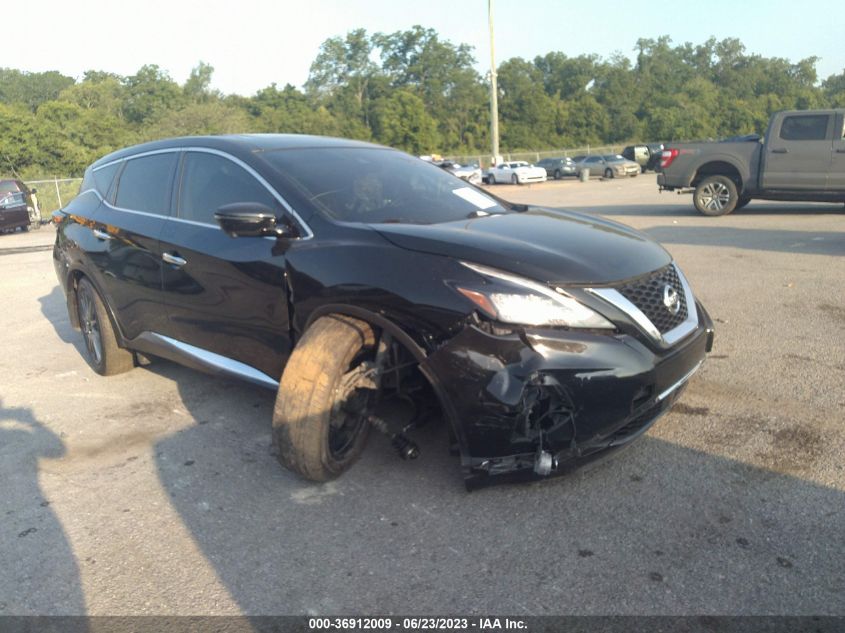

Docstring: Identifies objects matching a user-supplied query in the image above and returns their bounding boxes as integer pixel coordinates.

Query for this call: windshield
[262,147,507,224]
[0,191,25,208]
[604,154,626,162]
[0,181,20,196]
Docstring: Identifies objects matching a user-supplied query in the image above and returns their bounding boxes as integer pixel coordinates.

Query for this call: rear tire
[693,175,739,216]
[554,169,562,180]
[604,168,613,179]
[76,278,134,375]
[511,174,519,185]
[273,315,377,482]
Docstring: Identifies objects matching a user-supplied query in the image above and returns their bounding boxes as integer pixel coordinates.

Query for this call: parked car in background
[487,161,547,185]
[536,157,577,179]
[622,143,664,173]
[436,160,483,185]
[659,109,845,216]
[0,179,40,233]
[576,155,640,179]
[51,133,713,489]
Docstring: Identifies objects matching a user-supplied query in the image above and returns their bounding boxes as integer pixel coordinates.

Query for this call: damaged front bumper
[423,303,714,490]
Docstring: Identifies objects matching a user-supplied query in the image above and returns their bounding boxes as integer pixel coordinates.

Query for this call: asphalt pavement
[1,176,843,615]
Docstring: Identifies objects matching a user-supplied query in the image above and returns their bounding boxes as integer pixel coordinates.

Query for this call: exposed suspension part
[368,415,421,460]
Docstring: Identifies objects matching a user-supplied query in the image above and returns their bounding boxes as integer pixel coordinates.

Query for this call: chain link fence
[445,145,626,168]
[21,145,628,215]
[26,177,83,217]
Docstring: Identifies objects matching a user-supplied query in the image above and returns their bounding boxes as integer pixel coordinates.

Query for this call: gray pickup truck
[657,109,845,216]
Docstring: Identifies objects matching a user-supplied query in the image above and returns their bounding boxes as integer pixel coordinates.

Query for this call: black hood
[372,208,671,286]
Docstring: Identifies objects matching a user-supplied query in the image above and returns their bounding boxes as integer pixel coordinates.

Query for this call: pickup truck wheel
[488,173,496,185]
[693,175,738,216]
[76,277,134,375]
[273,315,376,482]
[604,168,613,179]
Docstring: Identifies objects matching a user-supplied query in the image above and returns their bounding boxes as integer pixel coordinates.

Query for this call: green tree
[123,65,185,124]
[184,61,218,103]
[371,90,439,153]
[822,70,845,107]
[0,69,75,111]
[497,58,558,149]
[375,26,486,150]
[247,84,341,135]
[306,28,380,133]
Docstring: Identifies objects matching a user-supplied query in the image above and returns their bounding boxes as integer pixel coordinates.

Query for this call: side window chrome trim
[91,146,313,240]
[85,187,276,240]
[92,148,181,172]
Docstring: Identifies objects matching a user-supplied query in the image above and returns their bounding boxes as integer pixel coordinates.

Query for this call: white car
[437,160,483,185]
[487,161,547,185]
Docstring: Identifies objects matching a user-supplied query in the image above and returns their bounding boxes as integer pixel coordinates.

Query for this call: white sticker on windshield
[451,187,497,210]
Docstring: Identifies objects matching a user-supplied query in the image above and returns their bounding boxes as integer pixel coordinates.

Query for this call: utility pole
[488,0,500,165]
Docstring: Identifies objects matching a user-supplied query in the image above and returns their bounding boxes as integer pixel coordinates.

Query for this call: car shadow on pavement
[146,363,845,615]
[561,202,844,218]
[38,285,86,349]
[644,226,845,256]
[0,399,87,616]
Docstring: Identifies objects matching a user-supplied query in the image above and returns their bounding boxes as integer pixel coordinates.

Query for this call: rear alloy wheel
[488,173,496,185]
[604,168,613,179]
[693,175,739,216]
[511,174,519,185]
[76,277,134,375]
[273,315,377,481]
[554,169,562,180]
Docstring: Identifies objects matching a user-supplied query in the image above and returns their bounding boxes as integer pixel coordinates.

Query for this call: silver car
[576,155,640,179]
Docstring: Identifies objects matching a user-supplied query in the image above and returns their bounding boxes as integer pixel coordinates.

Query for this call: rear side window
[114,153,177,215]
[779,115,830,141]
[178,152,277,224]
[93,163,120,199]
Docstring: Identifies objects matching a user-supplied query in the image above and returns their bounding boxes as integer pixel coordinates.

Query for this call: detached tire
[273,315,376,482]
[76,277,134,375]
[694,175,739,216]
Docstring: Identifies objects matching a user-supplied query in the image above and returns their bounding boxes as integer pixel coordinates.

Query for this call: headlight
[456,262,614,329]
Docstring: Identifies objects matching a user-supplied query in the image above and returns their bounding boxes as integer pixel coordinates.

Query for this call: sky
[9,0,845,95]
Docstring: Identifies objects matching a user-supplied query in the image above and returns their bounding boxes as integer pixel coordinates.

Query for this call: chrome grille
[617,265,688,334]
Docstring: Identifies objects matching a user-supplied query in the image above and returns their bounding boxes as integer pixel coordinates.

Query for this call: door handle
[93,228,113,241]
[771,148,788,154]
[162,252,187,267]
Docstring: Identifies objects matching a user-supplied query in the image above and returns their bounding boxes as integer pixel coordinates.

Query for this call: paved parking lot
[1,175,843,615]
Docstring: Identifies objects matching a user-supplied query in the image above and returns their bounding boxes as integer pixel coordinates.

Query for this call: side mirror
[214,202,298,238]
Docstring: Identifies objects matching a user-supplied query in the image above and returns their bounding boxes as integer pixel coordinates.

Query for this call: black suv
[53,135,713,489]
[0,179,39,233]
